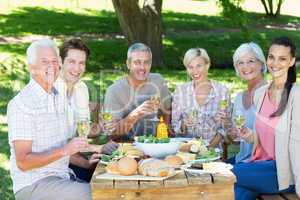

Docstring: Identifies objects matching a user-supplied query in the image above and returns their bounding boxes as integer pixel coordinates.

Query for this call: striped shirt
[7,79,73,194]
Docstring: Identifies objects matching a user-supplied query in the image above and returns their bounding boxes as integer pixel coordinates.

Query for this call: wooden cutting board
[96,171,178,181]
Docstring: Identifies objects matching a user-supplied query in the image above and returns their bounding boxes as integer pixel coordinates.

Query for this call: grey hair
[127,43,152,62]
[183,48,210,68]
[26,38,59,65]
[233,42,267,76]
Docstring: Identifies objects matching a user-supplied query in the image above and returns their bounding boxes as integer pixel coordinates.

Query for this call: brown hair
[269,36,296,117]
[60,38,90,63]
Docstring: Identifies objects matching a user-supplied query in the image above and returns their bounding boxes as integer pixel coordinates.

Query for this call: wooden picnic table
[91,163,236,200]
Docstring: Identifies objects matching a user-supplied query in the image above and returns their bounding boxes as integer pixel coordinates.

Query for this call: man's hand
[103,119,118,135]
[64,137,88,156]
[101,141,119,155]
[133,100,159,118]
[88,153,101,165]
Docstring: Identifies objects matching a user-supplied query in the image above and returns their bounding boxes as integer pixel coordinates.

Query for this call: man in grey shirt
[104,43,171,139]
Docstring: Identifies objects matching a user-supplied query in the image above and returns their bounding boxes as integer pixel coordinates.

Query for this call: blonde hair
[183,48,210,68]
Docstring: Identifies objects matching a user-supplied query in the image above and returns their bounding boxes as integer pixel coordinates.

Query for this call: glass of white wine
[186,109,198,138]
[233,110,246,142]
[77,117,91,152]
[101,111,113,136]
[150,94,160,122]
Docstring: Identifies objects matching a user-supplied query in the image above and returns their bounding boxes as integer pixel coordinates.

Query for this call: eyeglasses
[237,59,258,67]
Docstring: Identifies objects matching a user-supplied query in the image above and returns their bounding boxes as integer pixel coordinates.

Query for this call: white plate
[170,137,193,143]
[189,155,221,164]
[188,148,221,164]
[182,163,233,175]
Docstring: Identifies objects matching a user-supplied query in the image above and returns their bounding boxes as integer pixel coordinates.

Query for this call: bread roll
[176,152,196,163]
[179,143,192,152]
[117,157,138,176]
[165,155,184,167]
[106,161,119,175]
[138,158,175,177]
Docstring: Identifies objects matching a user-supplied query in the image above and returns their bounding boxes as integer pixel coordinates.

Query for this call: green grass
[1,1,300,199]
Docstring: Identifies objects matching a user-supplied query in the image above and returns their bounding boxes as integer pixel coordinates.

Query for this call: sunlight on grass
[0,153,9,170]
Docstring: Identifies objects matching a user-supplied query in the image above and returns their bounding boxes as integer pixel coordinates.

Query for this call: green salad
[195,149,219,160]
[136,135,170,143]
[101,150,125,162]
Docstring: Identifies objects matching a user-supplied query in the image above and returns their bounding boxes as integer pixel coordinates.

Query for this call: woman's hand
[215,110,231,127]
[227,127,239,140]
[239,127,253,141]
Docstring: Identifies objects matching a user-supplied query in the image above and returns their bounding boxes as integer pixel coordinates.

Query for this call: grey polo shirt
[104,73,171,137]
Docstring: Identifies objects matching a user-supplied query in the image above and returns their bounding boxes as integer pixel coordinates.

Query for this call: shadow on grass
[0,7,120,36]
[0,125,14,200]
[1,6,300,37]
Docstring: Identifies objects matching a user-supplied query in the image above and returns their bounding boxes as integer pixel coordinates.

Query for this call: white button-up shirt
[7,78,73,194]
[54,76,90,138]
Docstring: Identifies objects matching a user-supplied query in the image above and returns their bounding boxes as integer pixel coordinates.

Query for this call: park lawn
[1,1,300,199]
[1,6,300,69]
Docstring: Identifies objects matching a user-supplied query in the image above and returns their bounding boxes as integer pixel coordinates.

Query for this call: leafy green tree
[218,0,251,41]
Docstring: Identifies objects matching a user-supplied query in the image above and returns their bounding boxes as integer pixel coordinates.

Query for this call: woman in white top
[172,48,231,148]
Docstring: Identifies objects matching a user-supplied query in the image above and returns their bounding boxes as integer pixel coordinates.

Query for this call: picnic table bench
[91,164,236,200]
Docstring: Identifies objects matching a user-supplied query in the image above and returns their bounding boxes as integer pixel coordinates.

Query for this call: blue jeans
[69,163,97,183]
[226,156,236,165]
[232,160,295,200]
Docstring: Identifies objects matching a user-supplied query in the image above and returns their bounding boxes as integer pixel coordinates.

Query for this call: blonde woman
[172,48,231,148]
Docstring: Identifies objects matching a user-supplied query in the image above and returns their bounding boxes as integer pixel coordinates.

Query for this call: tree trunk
[111,0,164,67]
[260,0,270,15]
[275,0,283,17]
[267,0,274,15]
[260,0,284,18]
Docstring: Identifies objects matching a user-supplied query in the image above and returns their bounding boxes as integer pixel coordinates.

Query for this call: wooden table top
[91,163,236,200]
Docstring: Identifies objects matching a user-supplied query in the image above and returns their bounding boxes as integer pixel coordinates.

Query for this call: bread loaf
[138,158,175,177]
[165,155,184,167]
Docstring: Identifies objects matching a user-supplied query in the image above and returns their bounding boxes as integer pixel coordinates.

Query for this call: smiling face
[186,56,209,82]
[62,49,87,84]
[267,44,295,80]
[236,52,263,81]
[29,47,60,91]
[127,51,152,82]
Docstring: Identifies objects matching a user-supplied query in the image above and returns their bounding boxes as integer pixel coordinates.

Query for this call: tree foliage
[217,0,251,41]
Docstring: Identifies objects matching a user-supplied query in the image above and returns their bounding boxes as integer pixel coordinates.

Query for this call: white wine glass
[77,117,91,138]
[150,94,160,122]
[187,109,198,138]
[233,110,246,142]
[77,117,91,152]
[101,110,113,136]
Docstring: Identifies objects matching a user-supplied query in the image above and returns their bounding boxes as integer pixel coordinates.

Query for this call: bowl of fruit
[134,135,181,158]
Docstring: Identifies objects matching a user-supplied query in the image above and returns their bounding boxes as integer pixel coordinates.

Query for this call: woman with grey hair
[226,42,267,164]
[172,48,231,148]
